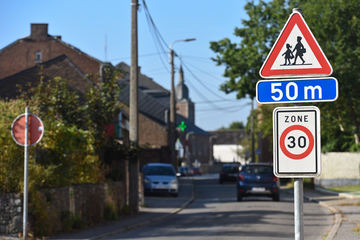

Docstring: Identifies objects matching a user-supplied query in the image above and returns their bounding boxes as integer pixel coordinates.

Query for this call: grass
[327,185,360,193]
[283,178,314,190]
[353,223,360,234]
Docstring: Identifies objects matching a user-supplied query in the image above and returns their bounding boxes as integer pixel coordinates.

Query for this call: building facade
[0,24,102,80]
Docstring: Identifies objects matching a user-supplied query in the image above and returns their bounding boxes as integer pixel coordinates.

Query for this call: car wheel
[219,179,223,184]
[237,192,243,201]
[172,193,178,197]
[272,193,280,201]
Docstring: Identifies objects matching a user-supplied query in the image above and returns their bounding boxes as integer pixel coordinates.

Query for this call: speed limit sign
[273,106,321,178]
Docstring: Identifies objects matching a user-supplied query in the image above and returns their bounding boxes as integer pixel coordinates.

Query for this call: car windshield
[243,165,272,174]
[224,166,238,173]
[144,166,175,176]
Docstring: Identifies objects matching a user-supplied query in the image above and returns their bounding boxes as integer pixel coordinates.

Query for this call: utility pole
[169,47,176,169]
[129,0,139,214]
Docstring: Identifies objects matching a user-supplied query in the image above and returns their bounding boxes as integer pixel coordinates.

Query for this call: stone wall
[0,193,22,235]
[316,152,360,188]
[0,182,127,237]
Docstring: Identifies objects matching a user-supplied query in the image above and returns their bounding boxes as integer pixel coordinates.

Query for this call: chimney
[31,24,49,40]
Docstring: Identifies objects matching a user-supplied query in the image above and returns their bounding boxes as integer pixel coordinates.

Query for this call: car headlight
[170,178,178,184]
[144,178,151,184]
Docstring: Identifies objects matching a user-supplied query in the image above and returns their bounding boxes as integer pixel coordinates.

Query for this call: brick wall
[121,105,169,148]
[140,147,171,169]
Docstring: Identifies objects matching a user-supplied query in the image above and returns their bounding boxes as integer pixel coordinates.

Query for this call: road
[103,175,333,240]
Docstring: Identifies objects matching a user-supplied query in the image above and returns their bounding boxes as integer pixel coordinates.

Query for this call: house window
[35,51,42,63]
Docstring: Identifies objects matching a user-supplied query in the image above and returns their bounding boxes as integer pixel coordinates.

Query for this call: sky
[0,0,256,132]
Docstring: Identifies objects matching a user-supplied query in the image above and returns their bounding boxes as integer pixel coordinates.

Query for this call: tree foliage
[217,121,245,130]
[210,0,299,100]
[301,0,360,151]
[0,68,126,193]
[211,0,360,152]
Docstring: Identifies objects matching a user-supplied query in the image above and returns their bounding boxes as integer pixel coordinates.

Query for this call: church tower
[175,65,195,123]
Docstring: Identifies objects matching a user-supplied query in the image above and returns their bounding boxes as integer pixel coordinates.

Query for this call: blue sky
[0,0,255,131]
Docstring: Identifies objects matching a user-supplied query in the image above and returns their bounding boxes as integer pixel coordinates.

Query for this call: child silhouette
[282,43,293,65]
[292,36,306,65]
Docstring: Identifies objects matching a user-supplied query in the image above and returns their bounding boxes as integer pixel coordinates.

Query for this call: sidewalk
[302,187,360,240]
[48,179,194,240]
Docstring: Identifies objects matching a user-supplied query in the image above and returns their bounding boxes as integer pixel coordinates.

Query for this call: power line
[181,62,229,100]
[139,0,244,113]
[181,57,225,82]
[195,99,241,104]
[109,52,165,62]
[142,0,170,73]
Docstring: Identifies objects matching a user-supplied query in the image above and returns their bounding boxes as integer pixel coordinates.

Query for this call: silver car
[143,163,179,197]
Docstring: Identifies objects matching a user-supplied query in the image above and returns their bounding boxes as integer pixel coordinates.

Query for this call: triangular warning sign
[260,11,332,78]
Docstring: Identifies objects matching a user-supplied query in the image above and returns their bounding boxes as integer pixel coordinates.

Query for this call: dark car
[143,163,179,197]
[236,163,280,201]
[192,167,201,175]
[219,164,239,184]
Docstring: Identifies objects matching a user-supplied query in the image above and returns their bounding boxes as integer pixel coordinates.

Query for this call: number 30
[287,136,306,148]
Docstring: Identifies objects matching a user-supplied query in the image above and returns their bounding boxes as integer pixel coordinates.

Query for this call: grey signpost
[257,8,336,240]
[11,108,44,240]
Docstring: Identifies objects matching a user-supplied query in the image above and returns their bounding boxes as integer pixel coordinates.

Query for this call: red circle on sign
[11,114,44,146]
[280,125,314,160]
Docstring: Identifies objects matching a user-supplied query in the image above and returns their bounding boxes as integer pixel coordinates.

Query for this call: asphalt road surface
[103,175,333,240]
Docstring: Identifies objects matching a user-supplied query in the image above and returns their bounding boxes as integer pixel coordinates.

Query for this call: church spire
[175,64,189,101]
[179,64,184,83]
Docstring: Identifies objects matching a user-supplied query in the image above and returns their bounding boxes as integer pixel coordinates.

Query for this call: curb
[90,183,195,240]
[315,185,360,199]
[305,187,342,240]
[318,201,342,240]
[284,187,342,240]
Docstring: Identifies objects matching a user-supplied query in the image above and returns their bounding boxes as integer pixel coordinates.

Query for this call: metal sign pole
[23,107,29,240]
[294,178,304,240]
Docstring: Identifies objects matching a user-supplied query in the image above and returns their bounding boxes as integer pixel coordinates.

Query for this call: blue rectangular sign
[256,77,338,104]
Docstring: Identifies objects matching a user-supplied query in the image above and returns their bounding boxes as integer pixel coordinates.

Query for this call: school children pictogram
[260,11,332,78]
[281,36,312,66]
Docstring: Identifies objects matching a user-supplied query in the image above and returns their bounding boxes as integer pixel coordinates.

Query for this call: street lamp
[169,38,196,169]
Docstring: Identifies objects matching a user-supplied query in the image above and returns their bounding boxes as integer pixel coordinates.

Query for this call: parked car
[187,167,194,176]
[236,163,280,201]
[219,164,239,184]
[177,166,189,176]
[192,167,201,175]
[143,163,178,197]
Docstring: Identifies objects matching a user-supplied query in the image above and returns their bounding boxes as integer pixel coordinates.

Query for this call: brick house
[0,23,212,170]
[116,62,212,169]
[0,24,102,81]
[0,55,90,100]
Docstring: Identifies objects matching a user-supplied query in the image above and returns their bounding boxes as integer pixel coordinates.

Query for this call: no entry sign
[273,106,321,177]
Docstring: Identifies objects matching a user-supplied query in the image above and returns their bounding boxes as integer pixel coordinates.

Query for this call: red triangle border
[260,12,332,78]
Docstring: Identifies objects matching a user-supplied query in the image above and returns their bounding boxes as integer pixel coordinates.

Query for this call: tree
[229,121,245,130]
[13,66,126,190]
[301,0,360,150]
[218,121,245,130]
[210,0,299,162]
[210,0,299,100]
[211,0,360,152]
